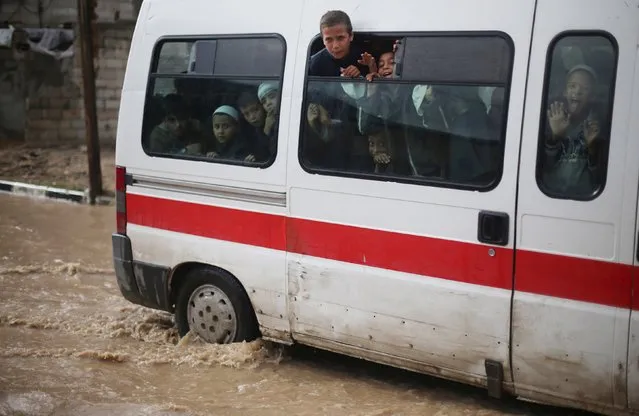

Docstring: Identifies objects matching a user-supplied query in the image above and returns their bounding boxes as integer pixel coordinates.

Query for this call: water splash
[0,261,113,276]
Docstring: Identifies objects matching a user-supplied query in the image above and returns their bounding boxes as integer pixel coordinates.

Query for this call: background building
[0,0,141,145]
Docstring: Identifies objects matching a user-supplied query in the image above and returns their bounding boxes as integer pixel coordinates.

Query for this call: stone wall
[0,0,138,146]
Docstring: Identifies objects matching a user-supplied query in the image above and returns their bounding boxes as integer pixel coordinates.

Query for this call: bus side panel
[286,0,535,387]
[630,305,639,410]
[627,27,639,411]
[125,189,291,341]
[513,0,639,411]
[287,253,511,385]
[116,0,305,343]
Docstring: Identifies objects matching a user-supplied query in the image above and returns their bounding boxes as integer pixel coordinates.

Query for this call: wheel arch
[168,261,257,320]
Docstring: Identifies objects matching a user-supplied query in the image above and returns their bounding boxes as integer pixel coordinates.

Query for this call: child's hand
[392,40,400,54]
[584,119,600,146]
[206,151,218,158]
[264,114,276,135]
[366,72,379,82]
[358,52,375,66]
[547,102,570,139]
[307,103,330,126]
[340,65,361,78]
[307,103,320,124]
[317,104,330,126]
[245,154,256,162]
[374,153,391,165]
[358,52,377,74]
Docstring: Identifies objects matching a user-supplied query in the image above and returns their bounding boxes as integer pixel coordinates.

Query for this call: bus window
[299,33,513,190]
[535,33,618,200]
[142,36,286,167]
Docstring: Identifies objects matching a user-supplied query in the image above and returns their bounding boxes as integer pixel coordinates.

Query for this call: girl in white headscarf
[258,82,280,139]
[207,105,255,162]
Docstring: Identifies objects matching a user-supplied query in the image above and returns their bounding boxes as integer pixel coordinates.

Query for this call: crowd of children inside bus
[144,10,609,195]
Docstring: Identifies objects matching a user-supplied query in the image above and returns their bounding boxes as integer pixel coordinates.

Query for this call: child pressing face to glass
[547,65,599,145]
[564,68,594,116]
[258,82,279,117]
[258,82,280,137]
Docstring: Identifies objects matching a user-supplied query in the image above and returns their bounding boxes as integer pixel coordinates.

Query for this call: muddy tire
[174,266,259,344]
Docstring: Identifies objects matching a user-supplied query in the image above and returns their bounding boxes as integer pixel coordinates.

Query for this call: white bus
[111,0,639,414]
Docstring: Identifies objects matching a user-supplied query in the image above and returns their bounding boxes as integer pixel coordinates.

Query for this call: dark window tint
[300,79,507,189]
[399,36,511,84]
[142,36,285,168]
[215,38,285,77]
[299,33,513,191]
[153,37,285,77]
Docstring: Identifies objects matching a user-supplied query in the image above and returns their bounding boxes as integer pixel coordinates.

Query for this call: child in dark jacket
[237,91,271,162]
[206,105,254,162]
[541,64,606,196]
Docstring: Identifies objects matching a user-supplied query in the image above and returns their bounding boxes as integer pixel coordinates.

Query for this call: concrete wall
[22,24,133,145]
[1,0,138,29]
[0,48,26,139]
[0,0,138,146]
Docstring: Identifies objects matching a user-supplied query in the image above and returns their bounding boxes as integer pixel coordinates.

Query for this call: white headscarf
[213,105,240,121]
[257,82,278,101]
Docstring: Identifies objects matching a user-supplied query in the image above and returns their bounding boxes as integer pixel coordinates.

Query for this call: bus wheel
[174,266,258,344]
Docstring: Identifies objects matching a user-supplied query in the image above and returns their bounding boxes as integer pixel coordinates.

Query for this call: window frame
[298,30,515,192]
[141,33,287,170]
[534,30,619,201]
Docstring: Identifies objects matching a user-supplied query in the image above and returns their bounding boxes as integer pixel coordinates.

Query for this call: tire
[175,266,259,343]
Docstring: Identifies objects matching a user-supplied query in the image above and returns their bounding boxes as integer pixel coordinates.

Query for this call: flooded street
[0,193,589,416]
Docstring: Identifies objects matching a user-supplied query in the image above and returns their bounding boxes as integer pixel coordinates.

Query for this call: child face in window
[377,52,395,78]
[260,90,279,116]
[564,70,594,116]
[240,102,266,128]
[321,24,353,60]
[368,132,388,156]
[212,114,238,144]
[165,114,186,136]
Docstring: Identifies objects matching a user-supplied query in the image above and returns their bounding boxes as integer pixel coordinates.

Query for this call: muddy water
[0,194,589,416]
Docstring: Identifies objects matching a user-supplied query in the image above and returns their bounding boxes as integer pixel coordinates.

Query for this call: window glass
[142,37,285,167]
[299,34,512,190]
[156,41,194,74]
[400,36,511,84]
[215,38,285,77]
[536,34,617,199]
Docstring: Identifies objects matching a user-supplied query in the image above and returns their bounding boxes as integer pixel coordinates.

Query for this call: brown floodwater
[0,193,591,416]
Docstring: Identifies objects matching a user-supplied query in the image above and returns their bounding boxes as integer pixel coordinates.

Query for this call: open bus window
[535,33,617,200]
[299,33,513,191]
[142,36,285,167]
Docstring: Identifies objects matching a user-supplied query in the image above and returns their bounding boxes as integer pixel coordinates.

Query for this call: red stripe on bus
[127,194,636,310]
[515,250,633,309]
[286,217,513,290]
[127,193,287,251]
